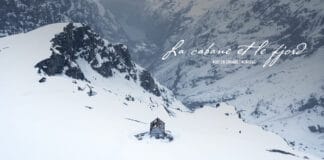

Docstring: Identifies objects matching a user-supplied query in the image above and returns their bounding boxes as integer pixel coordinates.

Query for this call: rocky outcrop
[35,23,166,98]
[36,23,136,80]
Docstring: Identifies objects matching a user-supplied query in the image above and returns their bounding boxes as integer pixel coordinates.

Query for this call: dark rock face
[140,70,161,96]
[35,23,136,81]
[308,125,324,133]
[0,0,126,41]
[65,67,85,80]
[298,96,324,112]
[36,53,85,80]
[308,126,318,132]
[36,54,66,76]
[35,23,163,96]
[38,77,46,83]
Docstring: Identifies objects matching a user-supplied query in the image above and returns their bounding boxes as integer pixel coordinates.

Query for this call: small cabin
[149,118,165,138]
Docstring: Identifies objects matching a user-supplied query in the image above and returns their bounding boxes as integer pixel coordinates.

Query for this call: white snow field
[0,23,320,160]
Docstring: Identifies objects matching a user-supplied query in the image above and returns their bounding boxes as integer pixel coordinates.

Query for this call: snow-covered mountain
[0,23,321,160]
[117,0,324,157]
[1,22,184,112]
[0,0,127,42]
[1,0,323,159]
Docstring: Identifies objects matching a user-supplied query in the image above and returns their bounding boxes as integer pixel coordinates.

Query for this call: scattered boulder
[38,77,46,83]
[125,95,135,101]
[87,88,97,97]
[308,125,324,133]
[298,95,324,112]
[85,106,93,110]
[77,86,85,91]
[309,126,317,132]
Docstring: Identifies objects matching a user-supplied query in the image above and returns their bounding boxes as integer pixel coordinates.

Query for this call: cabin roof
[151,117,164,125]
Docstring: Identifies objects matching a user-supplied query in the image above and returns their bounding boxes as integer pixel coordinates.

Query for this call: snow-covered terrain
[0,23,320,160]
[0,22,185,114]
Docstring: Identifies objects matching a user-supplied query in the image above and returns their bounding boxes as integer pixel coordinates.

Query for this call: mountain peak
[32,23,184,112]
[35,23,136,81]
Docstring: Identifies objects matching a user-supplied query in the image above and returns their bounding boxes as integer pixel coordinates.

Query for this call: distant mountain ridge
[138,0,324,157]
[0,0,127,42]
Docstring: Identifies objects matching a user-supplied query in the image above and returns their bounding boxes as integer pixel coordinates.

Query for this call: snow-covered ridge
[33,23,181,109]
[0,22,187,116]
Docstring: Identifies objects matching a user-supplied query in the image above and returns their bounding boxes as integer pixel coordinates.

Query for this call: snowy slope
[0,23,320,160]
[0,22,186,114]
